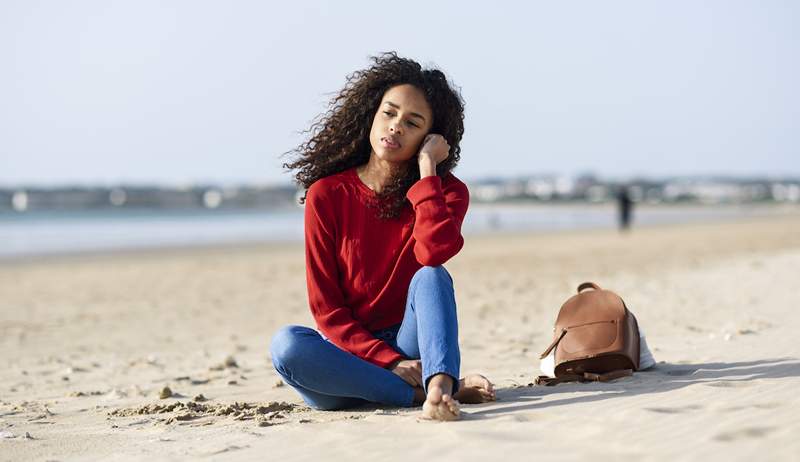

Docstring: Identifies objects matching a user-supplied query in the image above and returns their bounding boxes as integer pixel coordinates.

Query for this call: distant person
[617,185,633,231]
[271,52,494,422]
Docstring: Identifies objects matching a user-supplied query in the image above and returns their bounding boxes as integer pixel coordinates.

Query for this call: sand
[1,212,799,461]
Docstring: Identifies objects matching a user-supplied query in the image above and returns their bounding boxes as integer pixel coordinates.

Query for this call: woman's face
[368,84,433,166]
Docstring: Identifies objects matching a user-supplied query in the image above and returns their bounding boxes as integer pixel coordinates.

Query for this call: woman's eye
[382,110,417,128]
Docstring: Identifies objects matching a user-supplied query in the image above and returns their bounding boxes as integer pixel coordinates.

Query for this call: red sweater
[304,167,469,368]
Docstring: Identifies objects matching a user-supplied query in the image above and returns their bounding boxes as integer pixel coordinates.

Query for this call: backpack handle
[577,282,602,293]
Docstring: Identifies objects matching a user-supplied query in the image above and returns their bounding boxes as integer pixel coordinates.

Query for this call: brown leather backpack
[536,282,640,386]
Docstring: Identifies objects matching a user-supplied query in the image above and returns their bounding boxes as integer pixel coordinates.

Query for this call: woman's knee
[411,265,453,287]
[410,265,453,289]
[269,325,317,370]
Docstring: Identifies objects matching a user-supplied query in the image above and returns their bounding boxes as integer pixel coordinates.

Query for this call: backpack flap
[541,282,640,378]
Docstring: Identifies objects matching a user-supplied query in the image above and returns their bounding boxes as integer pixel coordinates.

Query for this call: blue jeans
[270,266,460,410]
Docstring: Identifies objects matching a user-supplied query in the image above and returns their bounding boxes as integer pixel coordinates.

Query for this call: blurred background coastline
[3,2,798,260]
[2,173,797,259]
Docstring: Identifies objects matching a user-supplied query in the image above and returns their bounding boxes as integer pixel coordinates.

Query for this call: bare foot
[421,375,460,421]
[453,374,496,404]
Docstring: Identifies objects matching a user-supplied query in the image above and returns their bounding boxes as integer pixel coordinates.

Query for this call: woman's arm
[304,183,404,368]
[405,176,468,266]
[405,135,469,266]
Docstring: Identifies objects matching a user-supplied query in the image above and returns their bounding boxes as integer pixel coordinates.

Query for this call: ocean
[0,203,786,259]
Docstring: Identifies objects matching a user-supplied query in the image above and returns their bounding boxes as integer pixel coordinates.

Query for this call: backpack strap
[534,369,633,386]
[534,373,584,386]
[539,328,567,359]
[583,369,633,382]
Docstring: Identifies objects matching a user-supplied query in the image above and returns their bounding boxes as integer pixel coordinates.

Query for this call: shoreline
[1,203,796,265]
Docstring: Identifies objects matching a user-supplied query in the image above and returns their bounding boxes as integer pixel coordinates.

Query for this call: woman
[271,52,494,421]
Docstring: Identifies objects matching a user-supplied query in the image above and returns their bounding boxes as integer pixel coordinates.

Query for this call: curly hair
[283,52,465,219]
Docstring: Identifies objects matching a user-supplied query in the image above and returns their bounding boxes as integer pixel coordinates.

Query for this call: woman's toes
[453,384,496,404]
[448,403,461,417]
[439,395,459,418]
[464,374,494,392]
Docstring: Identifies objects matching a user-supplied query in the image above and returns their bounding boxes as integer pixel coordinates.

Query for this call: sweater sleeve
[405,174,470,266]
[303,183,404,368]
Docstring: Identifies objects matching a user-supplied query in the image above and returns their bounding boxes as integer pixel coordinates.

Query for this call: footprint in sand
[644,404,703,414]
[203,444,249,456]
[703,380,755,388]
[753,402,781,410]
[663,369,696,377]
[719,401,782,413]
[714,426,774,442]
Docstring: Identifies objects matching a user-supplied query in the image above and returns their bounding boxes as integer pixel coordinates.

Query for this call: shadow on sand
[467,358,800,418]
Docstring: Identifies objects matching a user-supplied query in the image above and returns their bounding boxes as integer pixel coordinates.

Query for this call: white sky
[1,1,798,186]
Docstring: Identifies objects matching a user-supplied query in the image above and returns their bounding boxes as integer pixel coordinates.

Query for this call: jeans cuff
[423,367,460,395]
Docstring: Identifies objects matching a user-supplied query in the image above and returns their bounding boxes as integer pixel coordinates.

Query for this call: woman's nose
[389,121,402,135]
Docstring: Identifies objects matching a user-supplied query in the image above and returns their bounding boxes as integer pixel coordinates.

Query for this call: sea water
[0,203,783,259]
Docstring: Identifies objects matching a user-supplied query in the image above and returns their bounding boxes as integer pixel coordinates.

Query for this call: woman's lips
[381,137,400,149]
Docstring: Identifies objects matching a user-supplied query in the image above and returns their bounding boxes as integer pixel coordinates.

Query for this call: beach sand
[1,213,799,461]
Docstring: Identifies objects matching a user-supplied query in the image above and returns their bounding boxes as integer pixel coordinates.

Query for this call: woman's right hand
[389,359,423,387]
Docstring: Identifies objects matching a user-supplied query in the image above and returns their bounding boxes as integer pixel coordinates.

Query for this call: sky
[1,1,798,186]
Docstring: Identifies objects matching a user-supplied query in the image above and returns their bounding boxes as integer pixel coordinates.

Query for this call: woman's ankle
[427,373,455,395]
